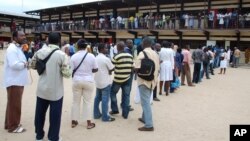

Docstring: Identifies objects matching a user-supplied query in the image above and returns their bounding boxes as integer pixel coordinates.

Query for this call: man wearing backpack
[31,32,71,141]
[134,37,160,131]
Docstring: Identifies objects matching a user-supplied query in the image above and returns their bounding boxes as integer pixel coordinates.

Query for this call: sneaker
[35,139,43,141]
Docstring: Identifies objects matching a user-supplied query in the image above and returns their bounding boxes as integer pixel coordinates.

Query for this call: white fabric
[3,43,29,88]
[159,48,174,81]
[220,60,227,68]
[71,81,95,121]
[160,61,173,81]
[134,86,153,104]
[94,53,114,89]
[220,53,228,68]
[70,50,98,83]
[184,14,189,27]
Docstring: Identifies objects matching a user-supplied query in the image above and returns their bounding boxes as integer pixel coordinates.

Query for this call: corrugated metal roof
[0,10,39,19]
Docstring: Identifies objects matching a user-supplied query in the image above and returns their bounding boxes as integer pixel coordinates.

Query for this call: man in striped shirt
[110,41,133,119]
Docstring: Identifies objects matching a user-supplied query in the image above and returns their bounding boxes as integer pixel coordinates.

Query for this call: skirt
[160,61,173,81]
[220,60,227,68]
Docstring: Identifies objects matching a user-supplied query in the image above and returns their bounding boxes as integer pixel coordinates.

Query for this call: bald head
[126,39,133,49]
[154,43,161,52]
[117,41,125,52]
[142,37,153,49]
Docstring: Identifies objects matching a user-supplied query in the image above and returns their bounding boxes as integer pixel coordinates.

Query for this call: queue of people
[3,31,243,141]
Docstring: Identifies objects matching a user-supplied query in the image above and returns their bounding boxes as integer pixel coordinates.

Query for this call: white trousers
[71,80,95,121]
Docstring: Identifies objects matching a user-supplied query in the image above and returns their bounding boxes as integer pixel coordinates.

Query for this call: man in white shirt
[94,43,115,122]
[3,31,28,133]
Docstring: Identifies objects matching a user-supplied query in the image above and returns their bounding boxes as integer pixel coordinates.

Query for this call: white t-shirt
[94,53,114,89]
[70,50,98,83]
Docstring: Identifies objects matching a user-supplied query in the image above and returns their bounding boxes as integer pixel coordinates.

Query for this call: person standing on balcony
[231,9,238,28]
[162,14,166,29]
[184,13,189,29]
[189,13,194,29]
[208,12,214,29]
[197,12,202,29]
[239,13,246,28]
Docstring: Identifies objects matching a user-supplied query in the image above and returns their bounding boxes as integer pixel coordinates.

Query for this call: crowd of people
[3,30,243,141]
[34,9,250,32]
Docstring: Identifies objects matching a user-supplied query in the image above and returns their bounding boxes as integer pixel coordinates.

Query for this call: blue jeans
[213,56,220,68]
[233,57,240,67]
[138,85,153,128]
[110,79,131,118]
[94,85,111,121]
[35,97,63,141]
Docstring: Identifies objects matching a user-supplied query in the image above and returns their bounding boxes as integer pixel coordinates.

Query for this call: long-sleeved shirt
[3,42,29,88]
[135,48,160,90]
[31,44,71,101]
[192,49,204,63]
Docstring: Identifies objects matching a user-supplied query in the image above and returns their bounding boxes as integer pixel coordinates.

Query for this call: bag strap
[72,52,88,77]
[43,48,59,63]
[142,51,149,59]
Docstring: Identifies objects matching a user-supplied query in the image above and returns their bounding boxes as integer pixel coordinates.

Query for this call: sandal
[71,120,78,128]
[87,123,95,129]
[10,125,26,133]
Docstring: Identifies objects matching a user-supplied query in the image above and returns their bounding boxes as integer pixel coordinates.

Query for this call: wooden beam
[106,31,117,43]
[128,30,138,38]
[150,30,159,42]
[203,30,210,40]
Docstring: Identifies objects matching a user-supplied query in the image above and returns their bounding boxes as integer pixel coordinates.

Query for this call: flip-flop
[10,125,26,133]
[87,123,95,129]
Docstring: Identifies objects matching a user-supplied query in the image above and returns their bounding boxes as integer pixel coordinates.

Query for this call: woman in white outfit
[219,49,227,74]
[159,41,175,95]
[70,39,98,129]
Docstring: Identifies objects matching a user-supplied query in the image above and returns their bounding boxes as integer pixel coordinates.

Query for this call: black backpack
[137,51,155,81]
[36,48,59,75]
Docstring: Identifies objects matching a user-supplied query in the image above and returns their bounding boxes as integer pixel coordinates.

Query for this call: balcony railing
[34,17,250,32]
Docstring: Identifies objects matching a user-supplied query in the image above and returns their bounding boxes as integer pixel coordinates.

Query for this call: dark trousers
[5,86,24,132]
[192,63,201,83]
[203,63,210,78]
[209,62,214,74]
[35,97,63,141]
[153,85,157,99]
